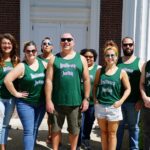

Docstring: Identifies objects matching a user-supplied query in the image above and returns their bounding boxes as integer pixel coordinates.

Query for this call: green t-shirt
[97,67,122,105]
[117,57,141,103]
[52,52,83,106]
[18,58,46,105]
[0,61,13,99]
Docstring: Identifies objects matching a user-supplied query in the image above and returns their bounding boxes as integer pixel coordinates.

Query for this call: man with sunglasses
[117,37,144,150]
[45,33,90,150]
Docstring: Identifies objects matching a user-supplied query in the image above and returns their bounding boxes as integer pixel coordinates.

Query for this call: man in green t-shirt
[45,33,90,150]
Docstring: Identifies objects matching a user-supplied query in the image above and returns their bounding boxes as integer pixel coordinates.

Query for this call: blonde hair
[104,46,119,57]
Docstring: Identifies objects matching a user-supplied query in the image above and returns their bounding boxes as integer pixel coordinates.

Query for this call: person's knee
[52,131,61,136]
[101,128,108,136]
[69,129,80,135]
[108,131,116,139]
[24,127,34,135]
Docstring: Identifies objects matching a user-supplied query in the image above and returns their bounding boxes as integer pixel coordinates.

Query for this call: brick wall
[99,0,123,65]
[0,0,20,53]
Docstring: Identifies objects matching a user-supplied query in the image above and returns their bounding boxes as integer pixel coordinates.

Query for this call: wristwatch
[84,97,90,102]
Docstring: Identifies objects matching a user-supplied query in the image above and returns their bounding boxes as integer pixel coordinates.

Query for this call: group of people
[0,32,150,150]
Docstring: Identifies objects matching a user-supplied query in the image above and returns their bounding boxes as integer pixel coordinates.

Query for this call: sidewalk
[8,117,101,150]
[7,111,128,150]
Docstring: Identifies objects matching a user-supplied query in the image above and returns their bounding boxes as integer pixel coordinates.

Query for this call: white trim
[122,0,150,61]
[20,0,31,59]
[89,0,100,56]
[31,7,90,23]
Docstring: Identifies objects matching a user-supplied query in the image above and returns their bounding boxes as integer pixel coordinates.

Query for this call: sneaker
[81,140,91,150]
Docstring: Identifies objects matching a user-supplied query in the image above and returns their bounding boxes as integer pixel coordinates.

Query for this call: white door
[20,0,100,60]
[32,23,88,55]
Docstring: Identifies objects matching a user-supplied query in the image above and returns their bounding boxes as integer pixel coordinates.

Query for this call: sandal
[46,136,52,144]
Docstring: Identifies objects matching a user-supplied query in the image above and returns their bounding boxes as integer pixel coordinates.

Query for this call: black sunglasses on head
[61,38,73,42]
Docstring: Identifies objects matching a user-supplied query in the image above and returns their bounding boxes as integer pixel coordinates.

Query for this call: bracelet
[84,97,90,102]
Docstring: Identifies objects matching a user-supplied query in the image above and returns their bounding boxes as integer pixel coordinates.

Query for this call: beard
[123,49,134,56]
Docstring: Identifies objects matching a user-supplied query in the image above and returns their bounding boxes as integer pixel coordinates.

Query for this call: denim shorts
[94,103,123,121]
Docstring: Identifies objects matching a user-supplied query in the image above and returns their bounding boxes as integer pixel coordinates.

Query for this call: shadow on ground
[7,129,101,150]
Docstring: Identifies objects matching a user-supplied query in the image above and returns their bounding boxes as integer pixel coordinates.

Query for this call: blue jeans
[16,100,45,150]
[0,98,15,144]
[117,102,140,150]
[78,105,95,146]
[141,107,150,150]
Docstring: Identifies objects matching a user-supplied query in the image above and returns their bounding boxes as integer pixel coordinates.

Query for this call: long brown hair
[0,33,20,67]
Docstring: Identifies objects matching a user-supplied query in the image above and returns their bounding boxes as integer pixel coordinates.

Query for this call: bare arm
[45,56,55,113]
[80,55,90,112]
[134,59,145,109]
[139,59,145,72]
[140,62,150,108]
[4,63,29,98]
[93,68,101,104]
[114,70,131,108]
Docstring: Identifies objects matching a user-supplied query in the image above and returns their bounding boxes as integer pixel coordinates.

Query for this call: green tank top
[97,67,122,105]
[117,57,141,103]
[18,58,46,105]
[38,55,49,63]
[0,61,13,99]
[52,53,83,106]
[144,60,150,96]
[81,64,98,105]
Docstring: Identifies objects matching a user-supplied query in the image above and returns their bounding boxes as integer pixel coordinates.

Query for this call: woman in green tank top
[0,33,20,150]
[77,48,101,149]
[4,41,47,150]
[38,37,54,144]
[93,42,131,150]
[38,37,53,63]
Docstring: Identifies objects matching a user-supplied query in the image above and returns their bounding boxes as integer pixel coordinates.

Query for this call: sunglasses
[25,49,37,54]
[61,38,73,42]
[105,54,115,58]
[43,42,52,46]
[123,43,133,47]
[84,55,94,59]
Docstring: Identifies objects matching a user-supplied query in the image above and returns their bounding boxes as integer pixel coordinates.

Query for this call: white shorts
[94,103,123,121]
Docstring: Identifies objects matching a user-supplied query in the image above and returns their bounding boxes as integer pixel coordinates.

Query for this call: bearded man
[117,37,144,150]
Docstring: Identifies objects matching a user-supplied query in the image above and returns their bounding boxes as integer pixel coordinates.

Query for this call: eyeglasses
[123,43,133,47]
[25,49,37,54]
[61,38,73,42]
[84,55,94,59]
[43,42,52,46]
[105,54,115,58]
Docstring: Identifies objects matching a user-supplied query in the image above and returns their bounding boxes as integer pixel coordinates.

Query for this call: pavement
[7,110,128,150]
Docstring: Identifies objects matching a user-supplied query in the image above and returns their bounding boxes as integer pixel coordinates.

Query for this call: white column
[20,0,31,59]
[122,0,150,61]
[89,0,100,57]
